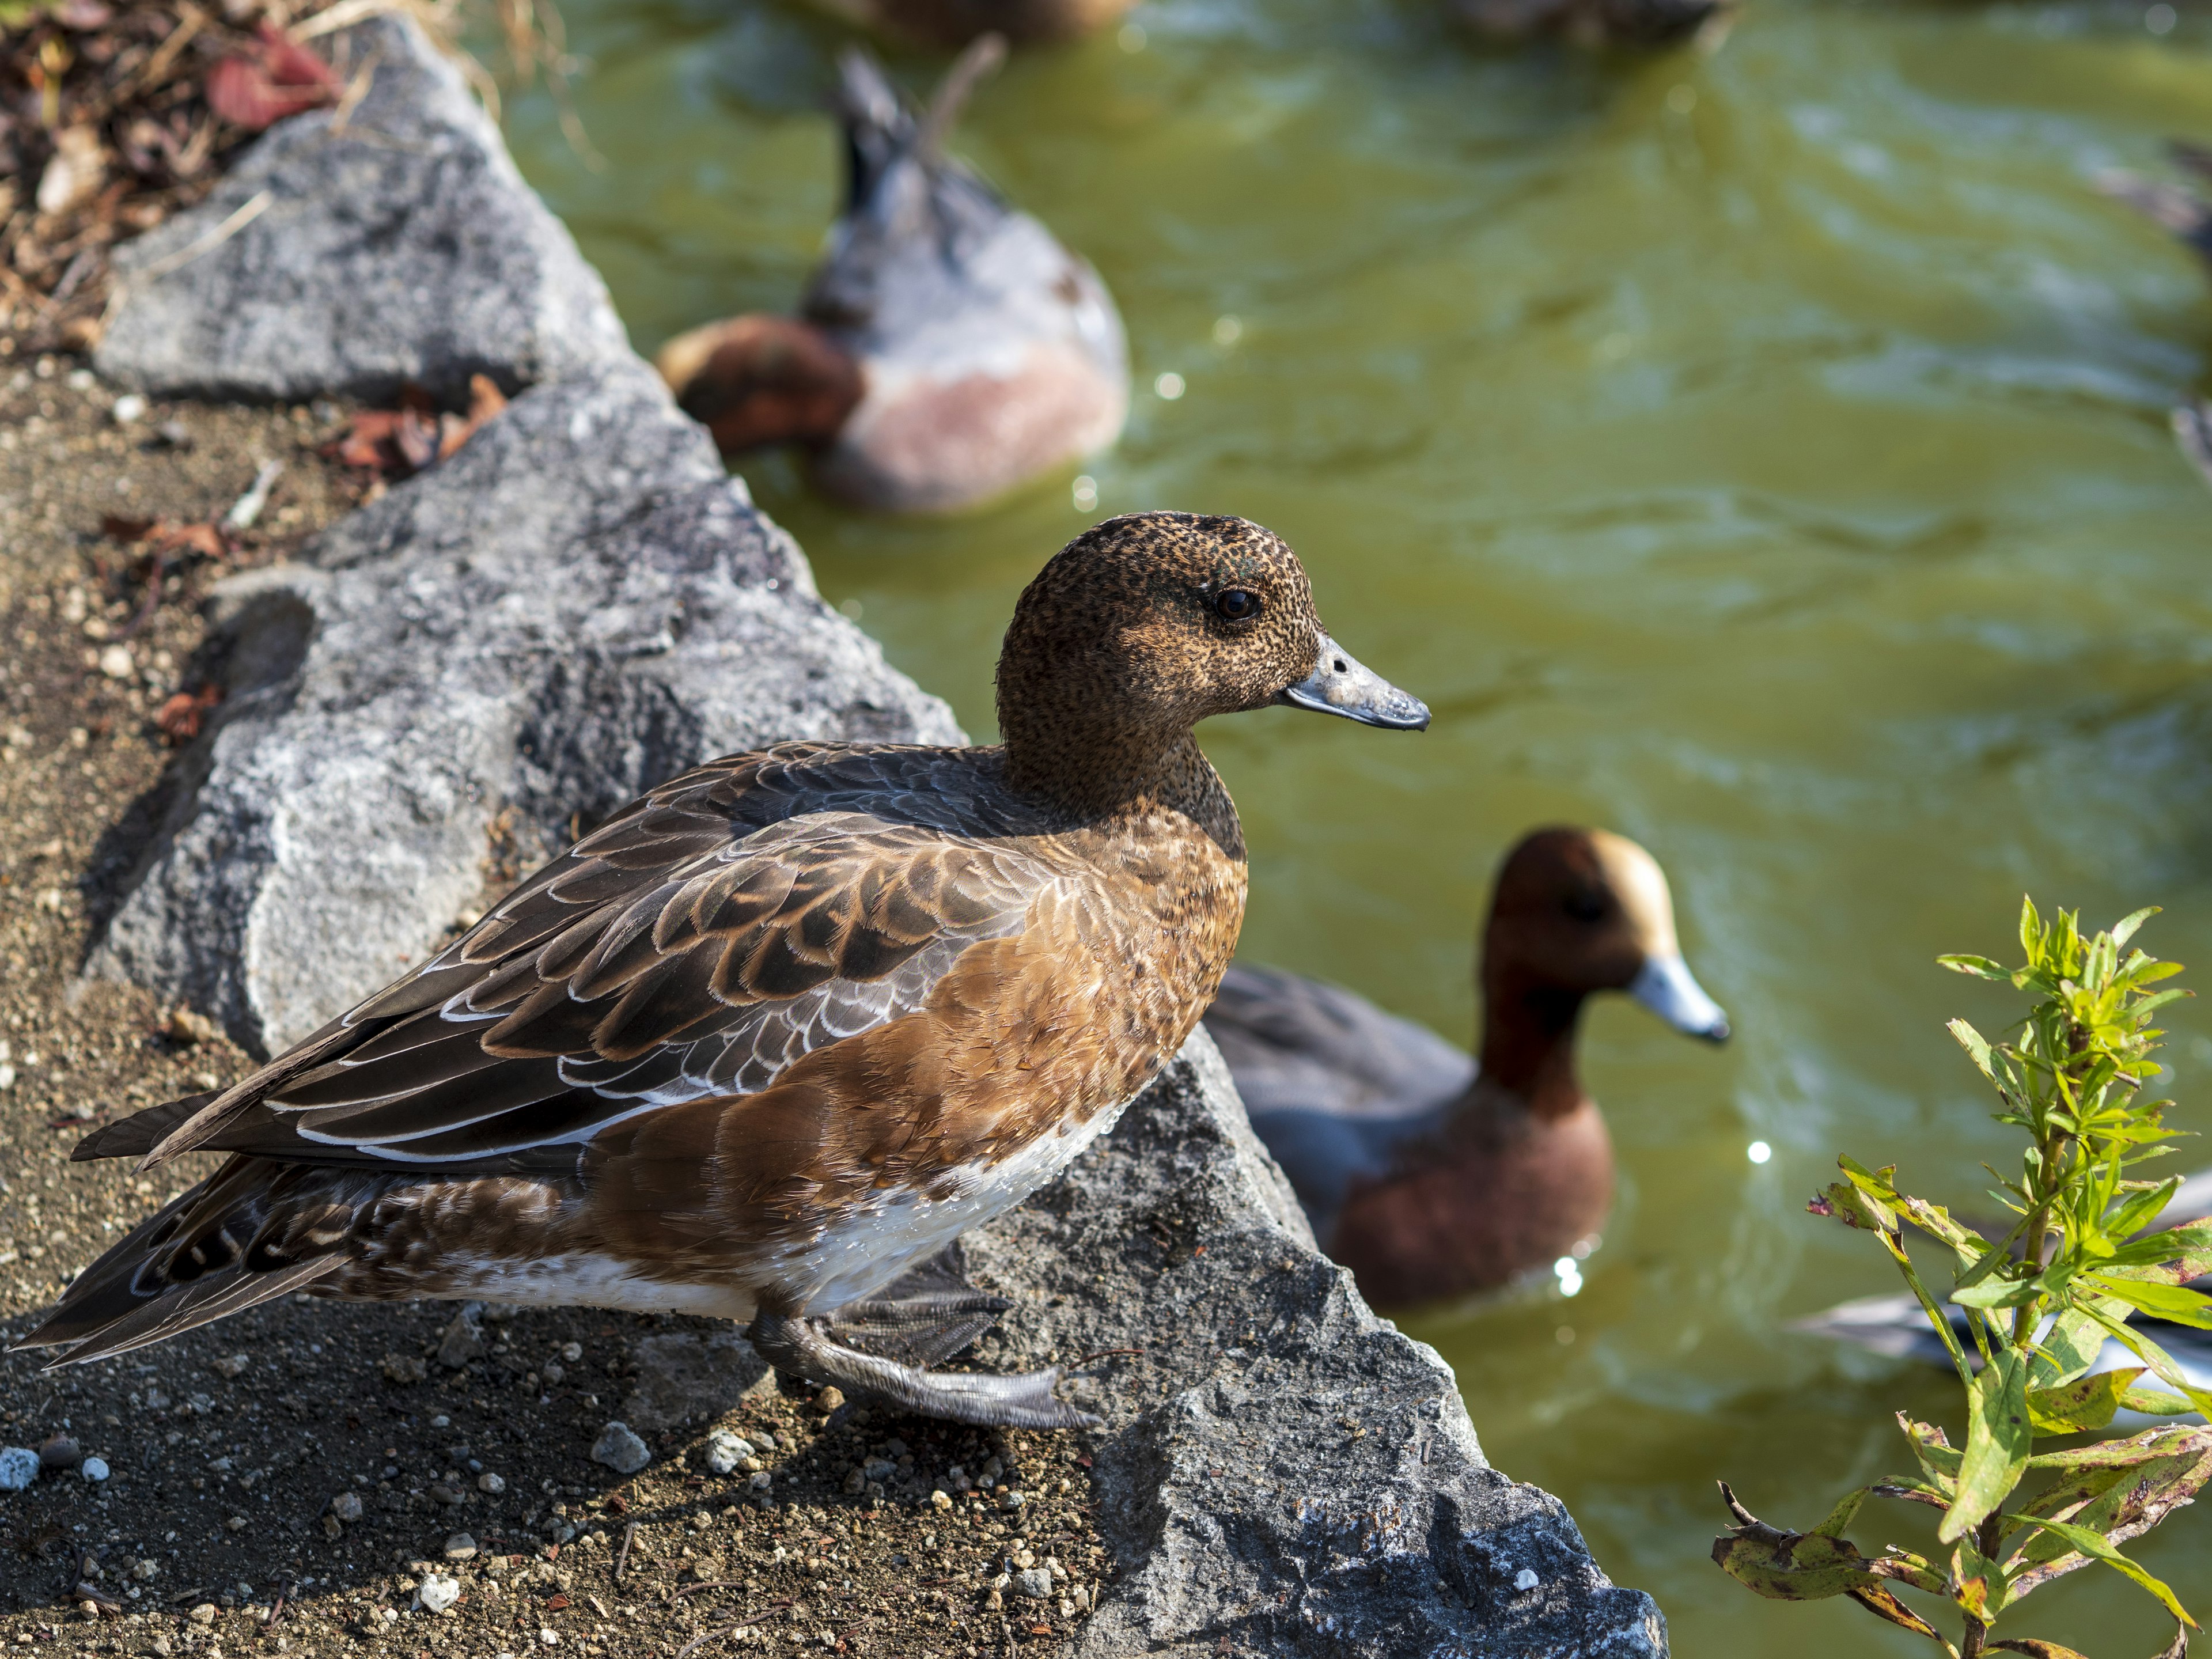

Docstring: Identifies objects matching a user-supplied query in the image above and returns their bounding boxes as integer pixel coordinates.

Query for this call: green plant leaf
[1950,1533,2005,1623]
[2008,1515,2199,1627]
[1900,1414,1963,1490]
[1812,1180,1896,1235]
[1955,1275,2041,1309]
[2112,907,2161,948]
[2030,1305,2118,1392]
[1942,1349,2032,1544]
[2026,1369,2143,1433]
[2086,1277,2212,1330]
[2119,1387,2196,1416]
[1847,1585,1960,1653]
[1711,1483,1891,1603]
[1942,955,2013,982]
[2077,1301,2212,1418]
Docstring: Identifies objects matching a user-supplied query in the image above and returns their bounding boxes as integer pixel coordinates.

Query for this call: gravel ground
[0,363,1108,1658]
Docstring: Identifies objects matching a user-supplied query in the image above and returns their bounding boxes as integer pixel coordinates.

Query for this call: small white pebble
[67,368,95,391]
[418,1575,460,1614]
[477,1472,506,1494]
[1514,1567,1540,1592]
[98,644,134,680]
[704,1430,754,1476]
[111,393,147,425]
[80,1457,109,1483]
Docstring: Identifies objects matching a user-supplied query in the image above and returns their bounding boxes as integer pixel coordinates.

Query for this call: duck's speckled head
[996,512,1426,810]
[1483,828,1729,1043]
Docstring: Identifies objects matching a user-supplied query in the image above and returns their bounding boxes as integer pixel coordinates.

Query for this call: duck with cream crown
[1205,828,1729,1308]
[656,39,1127,516]
[20,513,1426,1431]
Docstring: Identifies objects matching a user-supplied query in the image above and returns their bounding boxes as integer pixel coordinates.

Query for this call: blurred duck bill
[1631,952,1730,1042]
[1276,632,1430,730]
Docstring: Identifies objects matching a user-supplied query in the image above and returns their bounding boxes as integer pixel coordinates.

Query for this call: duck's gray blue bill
[1276,633,1430,730]
[1630,953,1731,1044]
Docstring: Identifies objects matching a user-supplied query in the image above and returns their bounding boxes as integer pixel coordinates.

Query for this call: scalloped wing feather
[127,745,1057,1172]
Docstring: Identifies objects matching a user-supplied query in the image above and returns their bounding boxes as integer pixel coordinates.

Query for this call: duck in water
[803,0,1135,50]
[1455,0,1727,48]
[1204,828,1728,1308]
[20,514,1426,1429]
[656,39,1127,516]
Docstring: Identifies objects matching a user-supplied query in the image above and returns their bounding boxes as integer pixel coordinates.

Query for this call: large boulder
[78,14,1668,1653]
[974,1035,1666,1658]
[94,15,628,404]
[88,353,960,1055]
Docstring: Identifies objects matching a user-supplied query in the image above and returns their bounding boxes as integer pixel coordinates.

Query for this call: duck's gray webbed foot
[822,1243,1009,1369]
[747,1310,1097,1430]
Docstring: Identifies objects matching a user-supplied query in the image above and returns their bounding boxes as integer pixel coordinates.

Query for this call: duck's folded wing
[115,749,1057,1173]
[1204,962,1473,1122]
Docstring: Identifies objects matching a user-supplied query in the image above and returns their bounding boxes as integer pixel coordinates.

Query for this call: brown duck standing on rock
[1205,828,1728,1308]
[656,39,1128,515]
[19,514,1427,1430]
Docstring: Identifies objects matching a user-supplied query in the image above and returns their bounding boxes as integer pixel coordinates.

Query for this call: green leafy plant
[1715,900,2212,1658]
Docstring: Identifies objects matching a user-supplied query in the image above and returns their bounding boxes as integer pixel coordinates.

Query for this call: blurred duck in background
[803,0,1133,48]
[1205,828,1730,1308]
[657,38,1128,514]
[1456,0,1728,49]
[2099,143,2212,493]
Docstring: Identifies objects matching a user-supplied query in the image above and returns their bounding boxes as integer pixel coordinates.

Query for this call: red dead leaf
[544,1594,569,1612]
[330,407,439,476]
[155,522,226,561]
[205,25,340,134]
[157,684,221,745]
[99,515,156,543]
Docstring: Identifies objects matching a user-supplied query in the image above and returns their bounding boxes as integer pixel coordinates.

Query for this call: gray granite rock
[87,354,960,1054]
[964,1033,1668,1658]
[94,14,628,404]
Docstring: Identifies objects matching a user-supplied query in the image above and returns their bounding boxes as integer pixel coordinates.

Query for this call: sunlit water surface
[498,3,2212,1647]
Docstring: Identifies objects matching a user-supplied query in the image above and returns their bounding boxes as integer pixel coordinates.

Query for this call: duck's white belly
[395,1254,761,1321]
[772,1090,1137,1312]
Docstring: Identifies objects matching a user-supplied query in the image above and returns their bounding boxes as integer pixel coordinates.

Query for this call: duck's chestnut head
[1483,828,1729,1042]
[653,315,864,456]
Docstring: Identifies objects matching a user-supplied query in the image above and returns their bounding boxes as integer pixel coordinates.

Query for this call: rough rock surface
[77,14,1666,1654]
[96,15,628,404]
[89,355,958,1054]
[967,1035,1666,1658]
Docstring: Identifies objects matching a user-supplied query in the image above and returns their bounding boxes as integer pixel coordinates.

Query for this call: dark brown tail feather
[12,1157,350,1365]
[71,1092,217,1163]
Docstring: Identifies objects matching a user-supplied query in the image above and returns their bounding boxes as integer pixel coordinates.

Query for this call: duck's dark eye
[1563,889,1607,922]
[1214,589,1261,622]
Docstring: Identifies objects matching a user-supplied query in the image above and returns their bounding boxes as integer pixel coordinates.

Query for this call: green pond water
[498,3,2212,1648]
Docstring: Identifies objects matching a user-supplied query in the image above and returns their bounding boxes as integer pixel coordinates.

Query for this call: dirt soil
[0,363,1109,1658]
